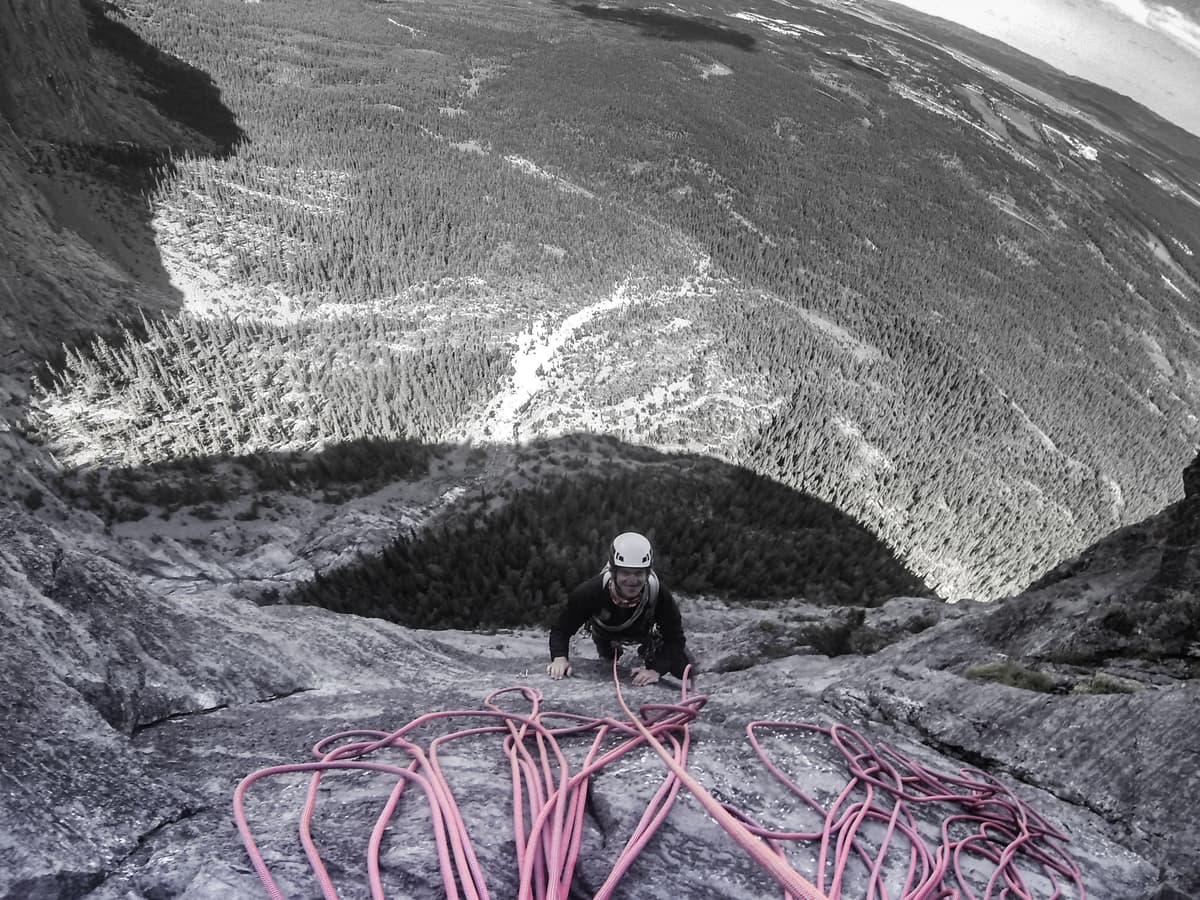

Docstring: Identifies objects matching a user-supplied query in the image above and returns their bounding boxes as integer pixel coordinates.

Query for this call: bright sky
[881,0,1200,138]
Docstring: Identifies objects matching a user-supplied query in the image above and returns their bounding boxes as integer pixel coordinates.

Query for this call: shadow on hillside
[60,432,935,629]
[2,0,242,383]
[562,4,757,50]
[82,0,242,153]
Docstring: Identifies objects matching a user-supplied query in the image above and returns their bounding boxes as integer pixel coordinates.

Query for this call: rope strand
[233,668,1085,899]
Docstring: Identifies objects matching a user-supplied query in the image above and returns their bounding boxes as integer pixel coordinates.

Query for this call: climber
[547,532,690,686]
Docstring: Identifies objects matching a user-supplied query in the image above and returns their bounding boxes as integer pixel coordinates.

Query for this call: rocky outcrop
[0,0,101,141]
[0,0,240,381]
[0,508,457,899]
[2,458,1199,899]
[1133,452,1200,654]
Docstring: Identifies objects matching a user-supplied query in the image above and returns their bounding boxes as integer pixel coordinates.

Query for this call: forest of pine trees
[29,0,1200,604]
[286,448,932,629]
[33,314,506,466]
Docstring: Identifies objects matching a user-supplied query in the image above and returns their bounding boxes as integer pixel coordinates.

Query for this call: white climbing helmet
[610,532,653,569]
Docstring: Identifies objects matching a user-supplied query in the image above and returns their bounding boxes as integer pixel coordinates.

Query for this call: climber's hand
[547,657,573,680]
[631,667,661,686]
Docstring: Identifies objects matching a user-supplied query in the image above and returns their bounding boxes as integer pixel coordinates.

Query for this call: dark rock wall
[1135,451,1200,652]
[0,0,99,141]
[0,0,239,381]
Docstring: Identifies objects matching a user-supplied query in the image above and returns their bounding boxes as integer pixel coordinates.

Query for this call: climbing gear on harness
[594,567,659,634]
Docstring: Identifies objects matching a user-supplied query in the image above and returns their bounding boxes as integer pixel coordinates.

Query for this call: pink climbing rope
[233,661,1086,899]
[737,721,1087,899]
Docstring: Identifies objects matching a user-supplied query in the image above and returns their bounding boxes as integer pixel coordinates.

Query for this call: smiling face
[611,566,649,605]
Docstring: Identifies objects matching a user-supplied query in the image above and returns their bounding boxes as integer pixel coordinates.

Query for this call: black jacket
[548,571,688,677]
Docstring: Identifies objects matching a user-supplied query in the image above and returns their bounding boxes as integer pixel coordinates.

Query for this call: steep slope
[0,455,1197,899]
[0,0,239,381]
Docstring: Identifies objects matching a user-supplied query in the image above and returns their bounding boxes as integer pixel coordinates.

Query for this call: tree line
[58,0,1200,602]
[285,454,933,629]
[32,313,506,466]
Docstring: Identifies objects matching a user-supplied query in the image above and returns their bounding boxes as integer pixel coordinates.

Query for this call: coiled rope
[233,659,1085,899]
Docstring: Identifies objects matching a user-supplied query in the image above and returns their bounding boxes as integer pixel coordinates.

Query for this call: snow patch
[1009,400,1058,453]
[387,18,418,35]
[1136,331,1174,378]
[832,416,893,477]
[730,11,825,38]
[1162,275,1189,300]
[450,254,776,454]
[454,283,637,444]
[987,194,1044,233]
[1101,474,1125,521]
[504,155,596,199]
[1041,125,1099,161]
[796,309,883,362]
[451,140,488,155]
[1144,172,1200,209]
[726,209,775,244]
[890,84,1040,170]
[462,63,506,100]
[697,62,733,80]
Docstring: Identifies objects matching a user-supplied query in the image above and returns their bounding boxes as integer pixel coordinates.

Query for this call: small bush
[711,653,756,673]
[906,614,938,634]
[1100,608,1136,636]
[113,504,150,521]
[966,661,1058,693]
[234,501,261,521]
[1072,674,1138,694]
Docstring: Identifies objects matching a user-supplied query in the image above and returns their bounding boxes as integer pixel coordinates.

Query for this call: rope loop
[234,665,1086,899]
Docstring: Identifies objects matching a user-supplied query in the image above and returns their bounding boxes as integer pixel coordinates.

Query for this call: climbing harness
[588,567,664,667]
[234,661,1087,899]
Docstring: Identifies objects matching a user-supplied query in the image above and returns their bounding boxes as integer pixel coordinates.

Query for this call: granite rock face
[2,465,1198,899]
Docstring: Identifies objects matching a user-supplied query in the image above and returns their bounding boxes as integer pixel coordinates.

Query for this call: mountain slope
[15,0,1200,603]
[0,0,240,379]
[0,6,1198,897]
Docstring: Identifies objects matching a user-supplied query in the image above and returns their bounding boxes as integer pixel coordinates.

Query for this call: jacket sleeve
[649,585,689,676]
[548,579,597,660]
